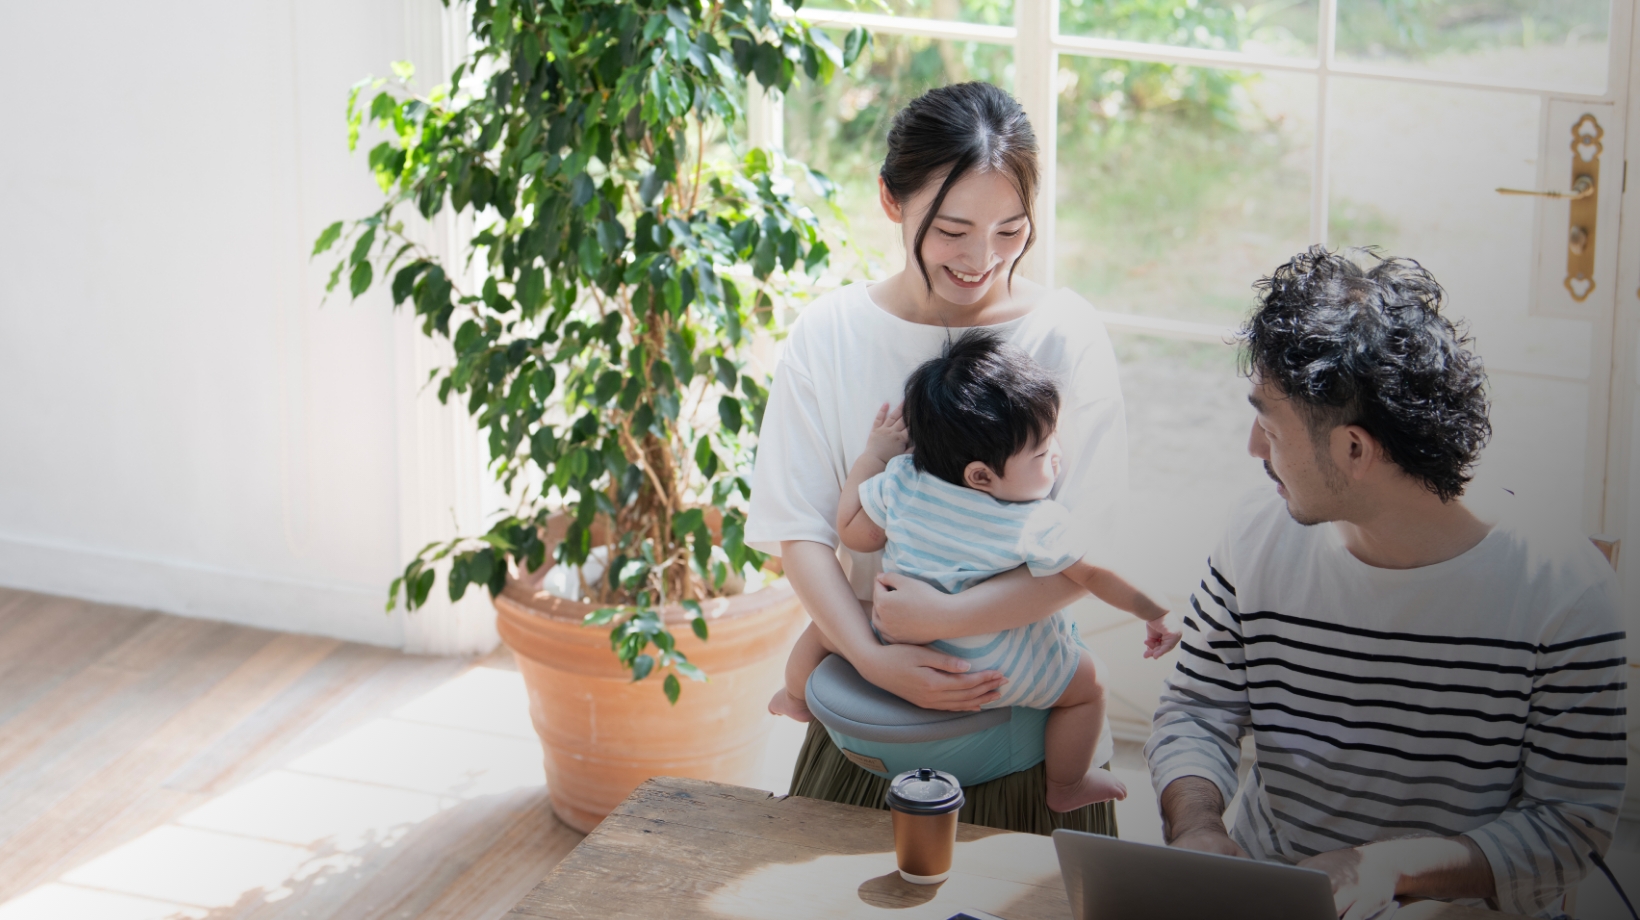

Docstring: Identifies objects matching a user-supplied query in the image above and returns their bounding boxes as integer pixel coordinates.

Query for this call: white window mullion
[1015,0,1058,288]
[1312,0,1336,247]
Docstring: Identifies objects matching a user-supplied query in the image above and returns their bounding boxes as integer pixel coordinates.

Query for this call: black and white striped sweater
[1145,488,1628,918]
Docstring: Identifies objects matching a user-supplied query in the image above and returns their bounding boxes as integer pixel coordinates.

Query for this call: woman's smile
[943,264,994,288]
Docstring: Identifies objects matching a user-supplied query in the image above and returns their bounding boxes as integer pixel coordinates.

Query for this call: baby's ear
[963,461,996,492]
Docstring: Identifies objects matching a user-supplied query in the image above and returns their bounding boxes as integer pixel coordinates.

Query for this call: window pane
[802,0,1014,27]
[783,33,1014,282]
[1058,0,1319,58]
[1078,337,1264,735]
[1054,60,1316,324]
[1335,0,1610,93]
[1328,77,1588,532]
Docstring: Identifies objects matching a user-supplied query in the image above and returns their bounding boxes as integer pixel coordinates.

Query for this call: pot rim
[499,573,795,627]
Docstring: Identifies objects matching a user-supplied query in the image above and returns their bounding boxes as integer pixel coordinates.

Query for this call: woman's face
[880,168,1031,307]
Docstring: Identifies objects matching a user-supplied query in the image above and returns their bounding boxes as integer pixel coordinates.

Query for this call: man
[1146,247,1627,919]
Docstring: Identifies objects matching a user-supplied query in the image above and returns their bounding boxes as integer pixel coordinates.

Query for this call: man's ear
[878,176,903,224]
[964,461,997,492]
[1340,425,1382,481]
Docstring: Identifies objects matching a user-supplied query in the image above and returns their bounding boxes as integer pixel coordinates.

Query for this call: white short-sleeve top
[746,281,1129,601]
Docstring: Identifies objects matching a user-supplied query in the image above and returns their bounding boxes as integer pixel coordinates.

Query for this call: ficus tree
[315,0,868,702]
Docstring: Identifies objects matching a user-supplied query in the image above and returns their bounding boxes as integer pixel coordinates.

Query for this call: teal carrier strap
[804,654,1047,787]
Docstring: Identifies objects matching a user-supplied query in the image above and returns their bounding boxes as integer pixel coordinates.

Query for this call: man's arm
[1145,554,1253,853]
[1159,776,1248,857]
[1449,582,1628,916]
[1300,579,1627,919]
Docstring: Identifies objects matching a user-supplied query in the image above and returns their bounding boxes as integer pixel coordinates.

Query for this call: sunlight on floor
[0,667,544,920]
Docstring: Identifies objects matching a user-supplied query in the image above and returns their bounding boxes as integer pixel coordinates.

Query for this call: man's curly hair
[1239,246,1492,502]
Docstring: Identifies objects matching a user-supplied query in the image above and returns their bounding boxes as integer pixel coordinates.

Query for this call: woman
[746,82,1128,834]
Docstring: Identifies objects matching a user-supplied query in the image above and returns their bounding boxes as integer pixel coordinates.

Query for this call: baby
[769,328,1182,812]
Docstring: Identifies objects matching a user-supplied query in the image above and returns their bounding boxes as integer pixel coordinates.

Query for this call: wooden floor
[0,587,584,920]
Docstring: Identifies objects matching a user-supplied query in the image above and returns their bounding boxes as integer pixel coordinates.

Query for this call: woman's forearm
[780,540,879,659]
[929,566,1086,637]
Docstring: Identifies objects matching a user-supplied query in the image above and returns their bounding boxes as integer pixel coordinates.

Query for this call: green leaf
[843,26,869,67]
[571,172,595,208]
[349,260,374,299]
[411,568,436,608]
[349,227,377,266]
[632,653,655,682]
[674,658,707,681]
[752,231,776,279]
[584,607,621,626]
[718,395,742,433]
[312,221,344,257]
[672,508,706,539]
[694,437,718,478]
[593,370,624,406]
[666,332,693,385]
[663,672,681,704]
[752,42,780,89]
[448,557,471,601]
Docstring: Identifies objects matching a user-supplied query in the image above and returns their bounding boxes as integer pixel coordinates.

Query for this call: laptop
[1051,829,1339,920]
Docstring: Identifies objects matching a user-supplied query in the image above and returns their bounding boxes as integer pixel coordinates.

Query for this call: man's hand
[855,641,1006,711]
[1299,847,1398,920]
[1300,836,1493,919]
[870,572,951,645]
[863,402,909,465]
[1144,612,1183,659]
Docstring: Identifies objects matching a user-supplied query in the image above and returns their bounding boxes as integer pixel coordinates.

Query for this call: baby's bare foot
[1046,769,1128,813]
[768,689,813,722]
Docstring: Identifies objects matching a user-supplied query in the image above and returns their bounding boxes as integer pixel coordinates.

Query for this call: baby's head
[903,328,1062,502]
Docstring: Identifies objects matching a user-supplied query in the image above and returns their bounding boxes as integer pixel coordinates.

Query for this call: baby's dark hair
[903,328,1060,487]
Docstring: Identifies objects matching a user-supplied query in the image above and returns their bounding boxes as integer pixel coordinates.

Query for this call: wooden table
[508,777,1519,920]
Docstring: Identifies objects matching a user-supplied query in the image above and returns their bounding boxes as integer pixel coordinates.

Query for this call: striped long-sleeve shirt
[1145,489,1627,918]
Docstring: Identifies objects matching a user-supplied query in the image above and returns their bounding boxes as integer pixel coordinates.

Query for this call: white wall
[0,0,491,650]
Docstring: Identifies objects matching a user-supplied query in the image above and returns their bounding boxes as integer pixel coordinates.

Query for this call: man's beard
[1266,460,1335,527]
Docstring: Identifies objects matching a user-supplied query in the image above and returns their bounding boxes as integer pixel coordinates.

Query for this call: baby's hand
[865,402,909,464]
[1143,613,1183,660]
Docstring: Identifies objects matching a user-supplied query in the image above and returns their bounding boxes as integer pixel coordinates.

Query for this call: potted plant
[314,0,868,832]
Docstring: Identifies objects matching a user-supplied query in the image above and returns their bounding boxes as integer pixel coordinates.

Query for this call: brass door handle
[1496,175,1595,200]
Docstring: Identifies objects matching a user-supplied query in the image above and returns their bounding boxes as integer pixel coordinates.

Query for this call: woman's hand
[855,641,1006,711]
[871,572,952,645]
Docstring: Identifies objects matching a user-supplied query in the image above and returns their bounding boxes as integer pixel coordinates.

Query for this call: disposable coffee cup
[885,767,964,884]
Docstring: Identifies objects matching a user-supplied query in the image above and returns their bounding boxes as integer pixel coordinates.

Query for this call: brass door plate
[1565,114,1602,302]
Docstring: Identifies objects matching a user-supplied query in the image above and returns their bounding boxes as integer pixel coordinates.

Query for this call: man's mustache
[1264,461,1281,485]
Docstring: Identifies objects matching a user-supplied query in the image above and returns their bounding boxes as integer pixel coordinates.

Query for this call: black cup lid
[885,768,964,815]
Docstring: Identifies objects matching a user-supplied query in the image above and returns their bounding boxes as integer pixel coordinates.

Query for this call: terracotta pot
[494,565,806,833]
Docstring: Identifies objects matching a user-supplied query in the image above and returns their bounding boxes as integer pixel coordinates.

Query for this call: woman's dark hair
[1239,246,1492,502]
[881,82,1039,291]
[903,328,1060,487]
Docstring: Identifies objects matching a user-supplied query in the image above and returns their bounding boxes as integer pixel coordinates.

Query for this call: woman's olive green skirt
[787,721,1118,838]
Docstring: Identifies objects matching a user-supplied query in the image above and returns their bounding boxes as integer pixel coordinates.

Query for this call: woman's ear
[878,176,903,224]
[963,461,997,493]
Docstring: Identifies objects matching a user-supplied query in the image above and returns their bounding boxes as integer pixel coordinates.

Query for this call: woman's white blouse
[746,281,1129,601]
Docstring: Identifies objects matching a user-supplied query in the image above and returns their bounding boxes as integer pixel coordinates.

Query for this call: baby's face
[985,433,1062,502]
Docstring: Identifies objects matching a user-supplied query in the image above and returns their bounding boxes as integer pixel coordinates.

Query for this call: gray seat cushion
[805,654,1010,743]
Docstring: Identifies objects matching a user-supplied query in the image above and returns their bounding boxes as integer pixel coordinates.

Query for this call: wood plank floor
[0,587,584,920]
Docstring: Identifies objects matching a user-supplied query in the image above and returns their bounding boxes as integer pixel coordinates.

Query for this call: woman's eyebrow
[933,212,1029,226]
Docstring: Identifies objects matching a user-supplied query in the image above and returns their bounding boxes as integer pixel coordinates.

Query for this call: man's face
[1246,376,1348,526]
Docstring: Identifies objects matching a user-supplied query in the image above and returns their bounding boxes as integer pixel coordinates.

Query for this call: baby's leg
[768,621,835,721]
[1044,649,1128,812]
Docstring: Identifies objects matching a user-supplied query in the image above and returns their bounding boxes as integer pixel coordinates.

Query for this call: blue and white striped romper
[858,454,1089,710]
